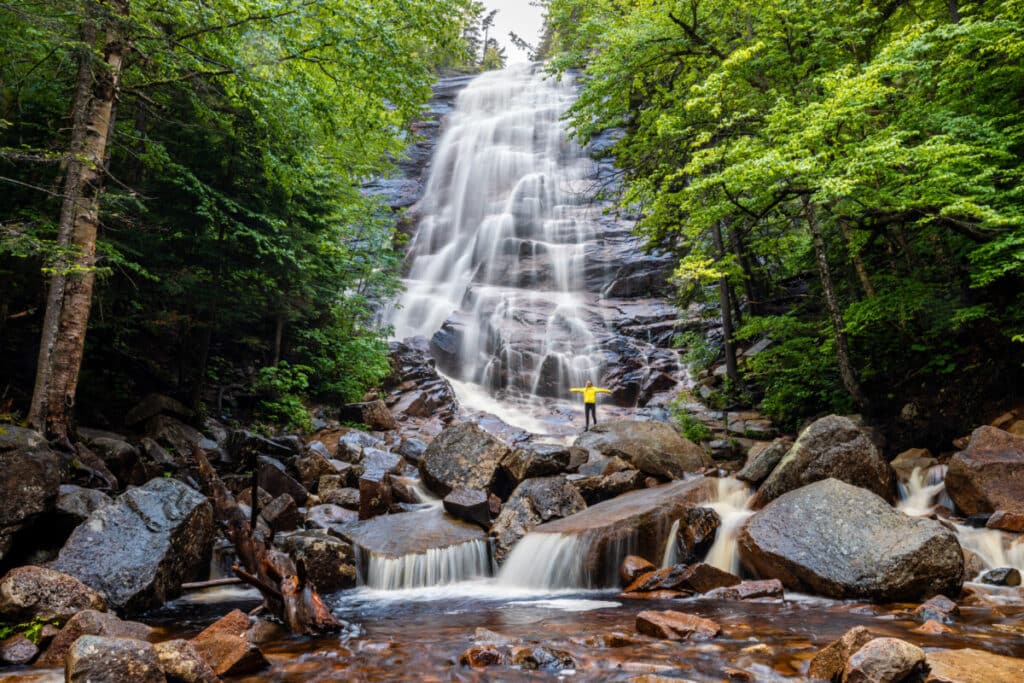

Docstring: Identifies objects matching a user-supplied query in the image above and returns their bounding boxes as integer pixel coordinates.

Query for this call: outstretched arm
[569,388,583,394]
[595,388,612,394]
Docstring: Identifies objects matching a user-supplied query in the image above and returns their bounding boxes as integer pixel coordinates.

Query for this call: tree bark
[838,219,876,298]
[804,199,868,409]
[28,0,130,442]
[712,220,739,386]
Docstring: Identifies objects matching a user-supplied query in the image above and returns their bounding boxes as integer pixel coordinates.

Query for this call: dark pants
[585,403,597,431]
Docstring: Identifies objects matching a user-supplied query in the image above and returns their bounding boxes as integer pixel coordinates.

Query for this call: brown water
[135,582,1024,682]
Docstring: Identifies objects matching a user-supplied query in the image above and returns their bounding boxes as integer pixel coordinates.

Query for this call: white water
[698,479,754,575]
[495,533,591,589]
[896,465,951,517]
[390,63,606,399]
[362,539,493,590]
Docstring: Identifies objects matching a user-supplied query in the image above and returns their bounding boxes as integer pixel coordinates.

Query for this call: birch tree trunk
[28,0,130,442]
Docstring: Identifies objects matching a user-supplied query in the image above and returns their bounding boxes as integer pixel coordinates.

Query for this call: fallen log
[193,445,344,635]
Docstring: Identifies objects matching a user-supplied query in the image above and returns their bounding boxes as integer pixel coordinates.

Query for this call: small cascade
[496,533,591,589]
[660,519,682,568]
[896,465,951,517]
[701,478,755,575]
[399,476,444,509]
[956,525,1024,575]
[361,540,493,590]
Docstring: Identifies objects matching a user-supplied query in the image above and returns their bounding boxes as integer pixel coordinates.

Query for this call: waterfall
[895,465,1023,576]
[361,540,493,590]
[496,533,591,589]
[390,63,606,399]
[697,478,754,575]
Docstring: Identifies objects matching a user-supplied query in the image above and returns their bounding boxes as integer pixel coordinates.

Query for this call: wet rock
[459,645,508,667]
[635,610,720,640]
[190,609,268,677]
[56,485,112,527]
[844,637,925,683]
[500,443,579,484]
[979,567,1021,586]
[358,449,402,519]
[808,626,875,682]
[397,438,428,464]
[296,452,341,490]
[945,426,1024,516]
[77,428,140,482]
[0,633,38,665]
[925,648,1024,682]
[626,563,740,594]
[236,486,272,510]
[383,338,458,424]
[154,639,220,683]
[0,437,61,562]
[257,457,308,506]
[321,486,360,511]
[304,504,359,533]
[443,488,490,528]
[355,400,398,431]
[738,479,964,602]
[750,415,893,508]
[145,415,205,461]
[672,507,721,565]
[337,430,384,462]
[341,508,486,560]
[226,430,294,464]
[277,531,356,592]
[702,579,784,600]
[575,421,712,480]
[510,645,577,671]
[51,478,214,614]
[962,548,985,579]
[38,610,153,667]
[735,439,790,485]
[259,494,299,533]
[569,469,645,505]
[987,509,1024,532]
[913,594,959,624]
[912,619,955,635]
[66,635,165,683]
[490,477,587,562]
[0,565,106,622]
[890,448,938,483]
[621,556,657,585]
[529,478,715,586]
[418,422,509,496]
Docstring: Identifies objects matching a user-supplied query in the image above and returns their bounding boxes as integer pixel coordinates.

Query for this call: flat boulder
[339,508,486,560]
[574,421,711,480]
[945,426,1024,516]
[925,648,1024,682]
[703,579,783,600]
[51,478,214,614]
[490,477,587,562]
[500,443,582,485]
[0,565,105,623]
[66,635,166,683]
[750,415,893,508]
[635,610,720,640]
[418,422,509,496]
[738,479,963,602]
[626,563,740,595]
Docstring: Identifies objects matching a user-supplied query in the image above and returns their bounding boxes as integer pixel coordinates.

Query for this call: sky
[483,0,545,63]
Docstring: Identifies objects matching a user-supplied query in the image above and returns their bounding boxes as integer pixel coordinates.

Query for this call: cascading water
[390,64,607,400]
[693,478,753,575]
[360,540,493,591]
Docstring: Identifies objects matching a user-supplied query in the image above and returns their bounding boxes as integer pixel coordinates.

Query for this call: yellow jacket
[570,386,611,404]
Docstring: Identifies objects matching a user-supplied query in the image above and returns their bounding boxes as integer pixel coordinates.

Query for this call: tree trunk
[804,199,868,409]
[712,221,739,385]
[273,313,285,366]
[839,220,876,298]
[28,0,129,442]
[948,0,960,23]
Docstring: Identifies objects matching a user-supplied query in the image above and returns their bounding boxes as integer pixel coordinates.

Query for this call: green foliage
[669,397,713,443]
[0,619,51,645]
[675,330,719,373]
[253,362,313,433]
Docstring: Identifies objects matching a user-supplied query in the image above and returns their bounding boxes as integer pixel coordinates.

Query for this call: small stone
[154,639,220,683]
[0,633,38,666]
[473,628,513,646]
[190,609,268,677]
[980,567,1022,587]
[0,565,106,623]
[987,510,1024,532]
[620,556,657,585]
[635,610,721,641]
[442,488,491,528]
[37,609,153,667]
[510,645,576,671]
[911,619,955,635]
[65,635,165,683]
[259,493,300,533]
[844,637,925,683]
[459,645,508,667]
[808,626,874,681]
[703,579,784,600]
[913,595,960,624]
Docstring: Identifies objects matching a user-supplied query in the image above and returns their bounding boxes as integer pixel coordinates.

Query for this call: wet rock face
[0,565,106,622]
[65,635,166,683]
[491,477,587,562]
[0,428,62,562]
[574,421,712,480]
[750,415,894,508]
[945,426,1024,516]
[51,478,214,614]
[418,422,509,497]
[382,337,459,427]
[738,479,964,602]
[341,508,486,559]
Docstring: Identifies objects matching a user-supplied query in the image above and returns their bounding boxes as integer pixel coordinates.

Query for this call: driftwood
[193,445,343,635]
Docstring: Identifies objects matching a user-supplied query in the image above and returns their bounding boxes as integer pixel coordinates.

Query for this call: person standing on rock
[571,381,611,432]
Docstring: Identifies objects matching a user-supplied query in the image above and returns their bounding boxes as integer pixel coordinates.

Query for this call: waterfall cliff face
[391,64,606,400]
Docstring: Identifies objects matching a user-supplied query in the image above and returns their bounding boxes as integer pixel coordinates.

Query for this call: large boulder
[490,477,587,562]
[750,415,893,508]
[0,565,106,622]
[277,531,357,592]
[38,609,153,667]
[925,648,1024,683]
[418,422,509,497]
[574,421,711,480]
[56,485,113,527]
[738,479,963,602]
[65,635,166,683]
[0,427,62,562]
[51,478,214,614]
[945,426,1024,516]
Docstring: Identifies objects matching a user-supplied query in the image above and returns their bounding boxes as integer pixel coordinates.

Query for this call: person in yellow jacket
[570,380,612,431]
